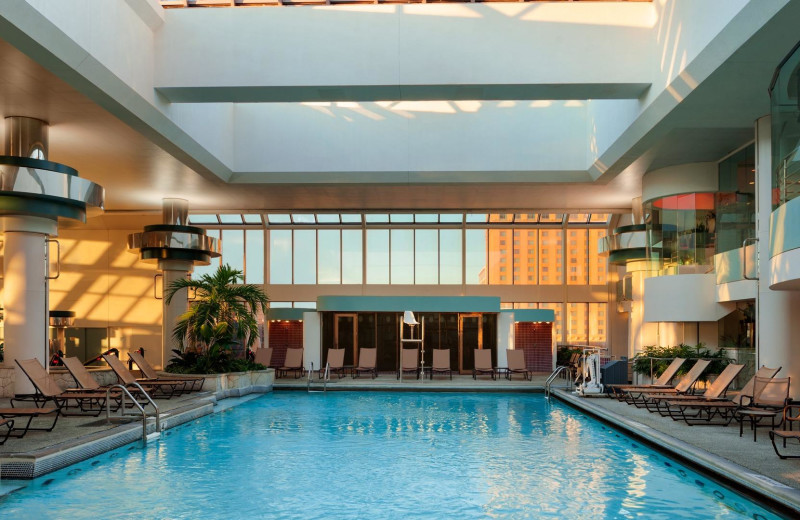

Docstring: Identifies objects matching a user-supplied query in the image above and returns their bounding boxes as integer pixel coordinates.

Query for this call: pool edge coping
[553,389,800,517]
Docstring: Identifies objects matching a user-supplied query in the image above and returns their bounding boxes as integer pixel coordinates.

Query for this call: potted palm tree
[164,264,271,395]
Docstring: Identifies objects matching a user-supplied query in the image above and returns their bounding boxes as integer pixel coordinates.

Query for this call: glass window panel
[589,303,607,345]
[500,302,514,310]
[342,230,363,284]
[513,229,536,285]
[366,230,389,284]
[366,214,389,223]
[589,229,607,285]
[293,230,316,284]
[291,214,315,224]
[465,229,488,284]
[318,230,341,284]
[188,214,218,225]
[489,213,512,223]
[514,214,537,223]
[415,229,438,284]
[414,214,438,223]
[316,214,340,224]
[219,214,243,224]
[439,214,463,224]
[466,214,488,223]
[567,214,590,223]
[391,229,414,284]
[439,229,462,285]
[539,213,564,223]
[193,229,219,279]
[340,214,362,224]
[589,213,610,223]
[488,229,511,285]
[267,214,291,224]
[539,303,563,344]
[538,229,563,284]
[269,301,292,309]
[567,303,589,344]
[222,230,244,274]
[294,301,317,309]
[390,214,413,223]
[514,303,538,309]
[567,229,588,285]
[245,229,264,284]
[242,214,262,224]
[269,230,292,284]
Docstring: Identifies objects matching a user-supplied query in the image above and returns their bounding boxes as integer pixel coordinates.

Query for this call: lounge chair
[397,348,419,380]
[13,358,114,416]
[103,353,186,399]
[769,405,800,459]
[608,357,686,400]
[254,347,274,368]
[473,349,495,380]
[735,376,791,441]
[623,359,710,408]
[643,363,744,416]
[130,351,204,392]
[322,348,347,379]
[277,348,305,378]
[0,407,61,442]
[353,348,377,379]
[430,349,452,380]
[664,365,781,425]
[506,349,531,381]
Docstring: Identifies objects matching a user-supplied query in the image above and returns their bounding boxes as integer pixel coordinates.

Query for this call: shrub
[632,343,732,381]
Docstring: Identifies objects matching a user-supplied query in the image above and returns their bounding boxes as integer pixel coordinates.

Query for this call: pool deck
[2,376,800,516]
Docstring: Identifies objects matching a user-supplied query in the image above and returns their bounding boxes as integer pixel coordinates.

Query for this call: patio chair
[397,348,419,380]
[473,349,495,380]
[664,365,781,425]
[430,349,452,380]
[12,358,116,417]
[769,405,800,459]
[130,351,205,392]
[322,348,347,379]
[103,353,186,399]
[506,349,531,381]
[254,347,274,368]
[624,359,710,409]
[643,363,744,415]
[608,357,686,401]
[735,376,791,441]
[276,348,305,379]
[353,347,378,379]
[0,407,61,442]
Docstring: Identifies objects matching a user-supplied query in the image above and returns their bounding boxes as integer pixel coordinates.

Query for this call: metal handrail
[544,366,571,399]
[307,362,329,393]
[105,383,160,445]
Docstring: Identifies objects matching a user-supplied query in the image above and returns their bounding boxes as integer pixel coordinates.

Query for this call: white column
[497,312,514,368]
[303,312,321,371]
[755,115,800,398]
[160,260,192,370]
[1,216,57,395]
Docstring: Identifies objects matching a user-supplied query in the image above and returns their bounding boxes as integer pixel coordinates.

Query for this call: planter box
[158,369,274,399]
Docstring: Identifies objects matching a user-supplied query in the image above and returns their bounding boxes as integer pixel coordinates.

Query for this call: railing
[162,0,651,8]
[105,383,160,446]
[307,362,329,393]
[544,366,572,399]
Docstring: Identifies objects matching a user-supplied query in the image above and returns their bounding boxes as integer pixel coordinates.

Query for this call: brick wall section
[515,322,553,372]
[268,321,304,367]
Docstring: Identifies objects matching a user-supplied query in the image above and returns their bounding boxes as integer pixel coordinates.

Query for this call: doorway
[333,313,358,367]
[458,314,483,374]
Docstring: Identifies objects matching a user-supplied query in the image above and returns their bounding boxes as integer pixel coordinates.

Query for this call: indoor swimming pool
[0,392,785,519]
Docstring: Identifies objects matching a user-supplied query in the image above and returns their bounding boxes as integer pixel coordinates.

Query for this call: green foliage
[165,346,266,375]
[166,264,268,358]
[632,343,733,381]
[557,346,583,366]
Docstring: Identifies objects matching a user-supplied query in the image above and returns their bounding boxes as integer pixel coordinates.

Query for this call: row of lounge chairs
[608,358,800,457]
[260,346,533,381]
[0,353,205,445]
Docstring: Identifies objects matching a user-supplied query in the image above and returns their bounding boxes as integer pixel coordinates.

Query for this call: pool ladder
[307,362,330,393]
[105,383,161,446]
[544,366,573,399]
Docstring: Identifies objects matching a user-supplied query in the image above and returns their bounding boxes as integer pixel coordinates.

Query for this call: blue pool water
[0,392,786,519]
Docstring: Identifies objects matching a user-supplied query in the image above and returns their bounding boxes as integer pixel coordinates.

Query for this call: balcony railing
[161,0,651,8]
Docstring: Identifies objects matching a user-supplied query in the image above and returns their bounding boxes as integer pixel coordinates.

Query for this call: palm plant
[165,264,269,355]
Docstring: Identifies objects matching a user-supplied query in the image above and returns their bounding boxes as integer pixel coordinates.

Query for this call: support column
[160,260,192,370]
[755,115,800,398]
[1,216,57,395]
